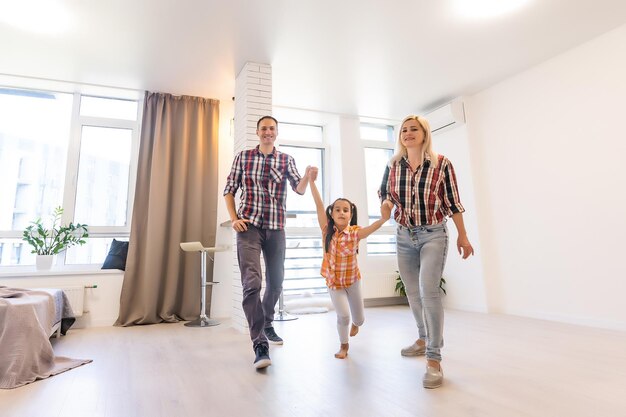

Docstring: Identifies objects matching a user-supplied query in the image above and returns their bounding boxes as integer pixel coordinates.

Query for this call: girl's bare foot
[350,323,359,337]
[334,343,349,359]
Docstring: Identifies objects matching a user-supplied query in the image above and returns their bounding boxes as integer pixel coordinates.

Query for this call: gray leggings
[328,280,365,344]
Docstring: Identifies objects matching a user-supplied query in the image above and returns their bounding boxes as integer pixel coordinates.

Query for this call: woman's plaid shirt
[223,145,302,230]
[379,154,465,227]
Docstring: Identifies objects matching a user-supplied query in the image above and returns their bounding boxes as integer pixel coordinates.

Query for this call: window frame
[277,122,329,295]
[0,85,142,268]
[361,122,397,257]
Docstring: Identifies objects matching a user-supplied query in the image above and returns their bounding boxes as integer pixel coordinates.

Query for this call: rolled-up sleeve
[378,165,391,203]
[223,151,242,196]
[285,155,303,194]
[441,160,465,216]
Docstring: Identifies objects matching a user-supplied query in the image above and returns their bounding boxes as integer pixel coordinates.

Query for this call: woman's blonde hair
[389,115,438,168]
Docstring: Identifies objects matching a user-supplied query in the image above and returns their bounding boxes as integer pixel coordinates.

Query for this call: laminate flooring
[1,306,625,417]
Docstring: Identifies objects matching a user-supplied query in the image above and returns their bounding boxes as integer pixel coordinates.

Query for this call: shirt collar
[333,225,351,235]
[401,153,431,167]
[254,145,277,158]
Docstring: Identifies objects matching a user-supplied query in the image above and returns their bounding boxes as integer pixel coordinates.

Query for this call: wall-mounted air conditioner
[425,97,466,135]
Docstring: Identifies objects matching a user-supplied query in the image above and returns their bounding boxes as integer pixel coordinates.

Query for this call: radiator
[59,286,85,317]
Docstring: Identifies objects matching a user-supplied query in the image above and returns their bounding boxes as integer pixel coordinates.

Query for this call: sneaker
[264,326,283,345]
[400,340,426,357]
[423,365,443,389]
[253,344,271,369]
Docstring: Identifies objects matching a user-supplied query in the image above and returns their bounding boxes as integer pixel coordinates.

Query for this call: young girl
[309,169,391,359]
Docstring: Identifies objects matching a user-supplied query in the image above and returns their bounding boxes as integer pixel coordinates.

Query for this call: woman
[379,115,474,389]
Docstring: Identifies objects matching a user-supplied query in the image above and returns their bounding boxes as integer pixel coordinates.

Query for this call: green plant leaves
[22,207,89,255]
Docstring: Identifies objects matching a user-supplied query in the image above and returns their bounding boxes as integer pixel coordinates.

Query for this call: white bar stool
[180,241,228,327]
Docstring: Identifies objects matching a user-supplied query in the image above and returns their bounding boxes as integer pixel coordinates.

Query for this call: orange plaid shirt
[320,225,361,290]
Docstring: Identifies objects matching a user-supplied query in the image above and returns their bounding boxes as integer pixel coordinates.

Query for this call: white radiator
[59,286,85,317]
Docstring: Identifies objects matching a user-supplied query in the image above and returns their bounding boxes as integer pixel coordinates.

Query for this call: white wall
[466,24,626,330]
[433,125,488,313]
[0,270,124,327]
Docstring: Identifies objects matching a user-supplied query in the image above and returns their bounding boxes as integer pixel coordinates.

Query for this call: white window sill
[0,266,124,279]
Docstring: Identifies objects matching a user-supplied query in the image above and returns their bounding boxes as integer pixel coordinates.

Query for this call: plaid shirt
[320,225,362,290]
[223,145,302,230]
[379,154,464,226]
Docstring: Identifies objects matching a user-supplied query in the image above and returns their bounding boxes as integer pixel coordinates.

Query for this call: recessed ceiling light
[451,0,531,19]
[0,0,71,35]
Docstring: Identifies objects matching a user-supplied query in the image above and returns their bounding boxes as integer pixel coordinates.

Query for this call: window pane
[280,145,324,228]
[364,147,397,254]
[284,236,326,295]
[279,123,323,143]
[65,237,125,265]
[0,238,34,266]
[366,234,397,256]
[80,96,138,120]
[0,88,72,232]
[75,126,132,226]
[364,148,393,219]
[360,123,393,142]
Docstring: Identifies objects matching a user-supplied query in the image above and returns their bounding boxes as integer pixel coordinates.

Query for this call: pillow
[101,239,129,270]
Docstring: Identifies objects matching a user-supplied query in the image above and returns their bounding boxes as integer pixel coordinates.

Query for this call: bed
[0,286,91,389]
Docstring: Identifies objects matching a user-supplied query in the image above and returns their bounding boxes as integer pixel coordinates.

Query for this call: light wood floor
[2,306,625,417]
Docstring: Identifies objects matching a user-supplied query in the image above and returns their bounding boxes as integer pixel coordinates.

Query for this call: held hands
[457,235,474,259]
[380,199,392,221]
[306,166,319,182]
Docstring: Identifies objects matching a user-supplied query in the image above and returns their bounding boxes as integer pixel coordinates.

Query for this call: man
[224,115,312,369]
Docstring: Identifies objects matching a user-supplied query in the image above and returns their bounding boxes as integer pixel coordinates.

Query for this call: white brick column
[231,62,272,332]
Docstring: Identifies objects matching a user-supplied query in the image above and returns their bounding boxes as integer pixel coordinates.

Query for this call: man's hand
[231,218,250,232]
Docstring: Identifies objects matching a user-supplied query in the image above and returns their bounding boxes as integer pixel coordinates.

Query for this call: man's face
[257,118,278,146]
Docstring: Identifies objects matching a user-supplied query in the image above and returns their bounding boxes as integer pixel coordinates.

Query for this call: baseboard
[364,296,408,307]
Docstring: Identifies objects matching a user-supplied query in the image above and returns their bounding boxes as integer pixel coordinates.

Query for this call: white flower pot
[36,255,54,270]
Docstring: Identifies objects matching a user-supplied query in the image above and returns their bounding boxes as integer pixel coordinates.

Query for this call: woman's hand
[381,199,393,221]
[457,235,474,259]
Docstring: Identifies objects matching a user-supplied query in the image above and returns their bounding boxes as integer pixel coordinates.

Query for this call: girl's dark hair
[324,198,358,253]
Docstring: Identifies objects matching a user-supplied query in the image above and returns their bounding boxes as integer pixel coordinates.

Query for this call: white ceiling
[1,0,626,120]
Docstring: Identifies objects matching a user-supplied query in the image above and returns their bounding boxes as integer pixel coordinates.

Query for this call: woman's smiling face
[400,119,425,148]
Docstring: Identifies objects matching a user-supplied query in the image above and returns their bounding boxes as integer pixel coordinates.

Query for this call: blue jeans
[236,225,286,349]
[396,222,449,362]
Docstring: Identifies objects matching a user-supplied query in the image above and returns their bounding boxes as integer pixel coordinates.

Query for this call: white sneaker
[423,365,443,389]
[400,340,426,357]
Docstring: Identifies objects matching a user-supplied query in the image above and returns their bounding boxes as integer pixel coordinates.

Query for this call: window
[0,87,141,267]
[362,122,396,256]
[279,122,327,294]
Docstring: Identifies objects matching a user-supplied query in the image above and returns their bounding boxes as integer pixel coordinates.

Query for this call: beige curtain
[116,92,220,326]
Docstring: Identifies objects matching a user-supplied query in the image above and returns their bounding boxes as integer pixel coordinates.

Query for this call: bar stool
[180,241,228,327]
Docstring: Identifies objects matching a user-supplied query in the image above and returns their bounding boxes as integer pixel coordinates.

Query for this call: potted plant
[395,271,447,296]
[22,206,89,270]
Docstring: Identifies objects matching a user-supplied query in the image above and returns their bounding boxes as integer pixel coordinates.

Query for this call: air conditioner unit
[424,97,466,135]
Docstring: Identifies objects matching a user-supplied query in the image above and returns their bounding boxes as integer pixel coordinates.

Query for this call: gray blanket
[0,286,92,389]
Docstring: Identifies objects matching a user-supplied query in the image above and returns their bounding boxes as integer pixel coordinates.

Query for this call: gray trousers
[236,225,285,349]
[328,280,365,344]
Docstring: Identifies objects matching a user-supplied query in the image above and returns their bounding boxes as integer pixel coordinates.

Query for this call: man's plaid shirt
[223,145,302,230]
